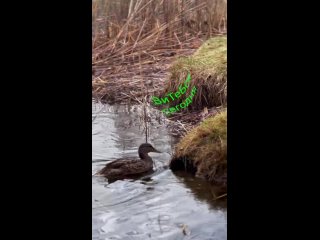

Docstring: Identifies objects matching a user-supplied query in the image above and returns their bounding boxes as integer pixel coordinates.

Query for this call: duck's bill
[153,149,161,153]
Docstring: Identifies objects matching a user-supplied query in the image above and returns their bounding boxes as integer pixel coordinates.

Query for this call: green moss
[171,36,227,76]
[170,110,227,184]
[163,36,227,110]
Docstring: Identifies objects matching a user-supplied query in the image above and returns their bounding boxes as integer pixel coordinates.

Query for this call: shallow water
[92,102,227,240]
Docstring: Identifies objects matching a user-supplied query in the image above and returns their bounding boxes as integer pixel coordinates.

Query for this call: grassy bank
[161,36,227,111]
[170,110,227,188]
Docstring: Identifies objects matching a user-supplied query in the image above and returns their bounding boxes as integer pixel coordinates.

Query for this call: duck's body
[97,143,160,181]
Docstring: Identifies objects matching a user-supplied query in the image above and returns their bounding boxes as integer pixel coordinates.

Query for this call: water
[92,102,227,240]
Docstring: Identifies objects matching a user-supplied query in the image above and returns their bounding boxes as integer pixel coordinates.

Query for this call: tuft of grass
[162,36,227,110]
[170,110,227,185]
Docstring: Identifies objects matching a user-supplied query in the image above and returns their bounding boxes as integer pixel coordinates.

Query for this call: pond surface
[92,102,227,240]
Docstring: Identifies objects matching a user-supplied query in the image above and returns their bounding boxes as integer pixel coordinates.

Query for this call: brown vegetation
[162,36,227,110]
[170,110,227,188]
[92,0,227,104]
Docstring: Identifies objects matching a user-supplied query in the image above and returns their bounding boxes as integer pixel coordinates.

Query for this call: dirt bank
[170,110,227,190]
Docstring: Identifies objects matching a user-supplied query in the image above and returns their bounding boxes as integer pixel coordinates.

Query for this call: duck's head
[138,143,161,158]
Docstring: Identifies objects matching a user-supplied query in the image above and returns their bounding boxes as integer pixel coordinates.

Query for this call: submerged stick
[213,193,227,200]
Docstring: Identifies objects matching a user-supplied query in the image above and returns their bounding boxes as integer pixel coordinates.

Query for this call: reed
[92,0,227,104]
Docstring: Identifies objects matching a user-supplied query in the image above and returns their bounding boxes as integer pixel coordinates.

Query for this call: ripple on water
[92,102,227,240]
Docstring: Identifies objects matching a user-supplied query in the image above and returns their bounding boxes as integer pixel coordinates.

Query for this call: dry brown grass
[92,0,227,104]
[93,0,227,47]
[170,110,227,186]
[161,36,227,111]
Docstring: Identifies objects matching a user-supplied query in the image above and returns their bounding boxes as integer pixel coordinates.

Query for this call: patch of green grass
[170,110,227,183]
[163,36,227,110]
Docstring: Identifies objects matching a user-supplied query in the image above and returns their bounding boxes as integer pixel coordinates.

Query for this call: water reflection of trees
[110,104,176,155]
[172,170,227,210]
[112,105,142,151]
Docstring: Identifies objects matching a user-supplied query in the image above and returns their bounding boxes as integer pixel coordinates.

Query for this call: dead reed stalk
[92,0,227,104]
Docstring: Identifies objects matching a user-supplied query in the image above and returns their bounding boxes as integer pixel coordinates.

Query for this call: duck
[96,143,161,181]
